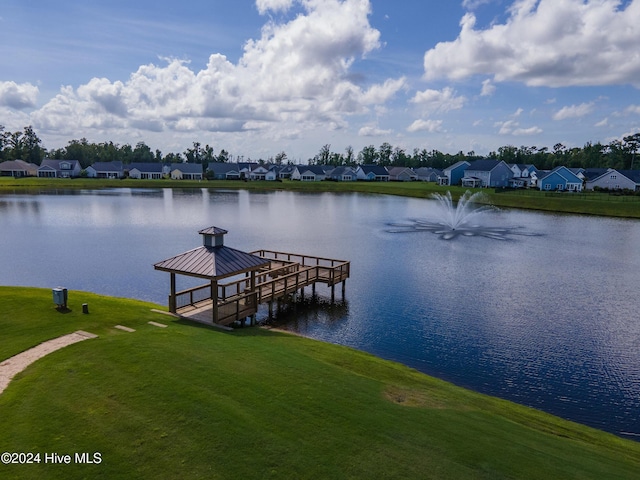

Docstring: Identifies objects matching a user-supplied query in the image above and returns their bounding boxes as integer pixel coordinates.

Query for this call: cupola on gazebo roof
[154,227,269,281]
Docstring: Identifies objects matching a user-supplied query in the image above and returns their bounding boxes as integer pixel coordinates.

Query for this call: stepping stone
[114,325,135,332]
[148,321,167,328]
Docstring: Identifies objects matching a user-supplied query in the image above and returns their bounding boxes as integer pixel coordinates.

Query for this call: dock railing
[175,250,350,324]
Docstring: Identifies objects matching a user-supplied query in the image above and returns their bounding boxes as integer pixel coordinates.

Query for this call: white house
[291,165,327,181]
[249,165,277,181]
[127,163,165,179]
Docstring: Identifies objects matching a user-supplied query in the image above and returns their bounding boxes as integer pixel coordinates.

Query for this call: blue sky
[1,0,639,161]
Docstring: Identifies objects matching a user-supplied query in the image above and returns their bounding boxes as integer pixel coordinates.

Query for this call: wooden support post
[342,279,346,299]
[169,273,177,313]
[268,301,273,319]
[331,284,335,303]
[212,280,219,324]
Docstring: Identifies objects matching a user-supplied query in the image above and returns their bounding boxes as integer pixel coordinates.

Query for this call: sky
[1,0,640,161]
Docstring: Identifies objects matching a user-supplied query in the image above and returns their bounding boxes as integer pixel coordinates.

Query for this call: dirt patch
[383,385,447,409]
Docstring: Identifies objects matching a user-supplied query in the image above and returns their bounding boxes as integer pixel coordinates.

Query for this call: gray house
[585,169,640,191]
[86,161,124,179]
[37,159,82,178]
[414,167,442,182]
[0,159,38,177]
[208,162,241,180]
[387,167,417,182]
[462,160,513,188]
[328,166,357,181]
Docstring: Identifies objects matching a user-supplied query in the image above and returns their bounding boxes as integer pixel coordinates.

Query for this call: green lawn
[1,287,639,479]
[1,177,639,218]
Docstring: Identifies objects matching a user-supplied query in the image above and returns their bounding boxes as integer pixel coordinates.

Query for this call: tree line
[1,125,639,171]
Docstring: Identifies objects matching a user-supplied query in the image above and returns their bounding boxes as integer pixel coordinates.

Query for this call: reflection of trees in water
[261,296,349,330]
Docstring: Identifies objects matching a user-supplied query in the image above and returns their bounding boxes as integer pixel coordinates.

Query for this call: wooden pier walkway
[173,249,349,326]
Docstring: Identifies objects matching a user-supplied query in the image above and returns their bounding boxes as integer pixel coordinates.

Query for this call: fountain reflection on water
[388,190,534,240]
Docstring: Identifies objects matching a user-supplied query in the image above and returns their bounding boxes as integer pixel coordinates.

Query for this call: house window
[544,184,551,190]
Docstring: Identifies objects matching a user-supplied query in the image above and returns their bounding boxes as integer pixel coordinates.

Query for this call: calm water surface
[1,187,639,438]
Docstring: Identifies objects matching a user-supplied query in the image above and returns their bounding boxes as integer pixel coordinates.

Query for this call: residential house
[276,165,296,179]
[438,161,469,186]
[291,165,327,181]
[585,168,640,191]
[537,166,583,191]
[355,165,390,181]
[462,160,513,188]
[127,162,165,179]
[249,165,276,181]
[238,162,259,180]
[328,166,357,181]
[37,158,82,178]
[388,167,417,182]
[414,167,442,182]
[208,162,241,180]
[0,159,38,177]
[509,164,537,188]
[86,161,124,179]
[170,163,203,180]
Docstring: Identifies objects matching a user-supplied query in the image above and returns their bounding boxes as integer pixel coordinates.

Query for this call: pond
[1,187,639,439]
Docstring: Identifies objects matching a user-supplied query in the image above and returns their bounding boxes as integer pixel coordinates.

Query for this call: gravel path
[0,331,97,394]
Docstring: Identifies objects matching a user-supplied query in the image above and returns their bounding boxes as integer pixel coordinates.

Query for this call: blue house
[438,161,469,186]
[538,166,583,192]
[462,160,513,188]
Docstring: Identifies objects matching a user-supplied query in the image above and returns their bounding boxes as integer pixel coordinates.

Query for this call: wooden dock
[172,249,349,326]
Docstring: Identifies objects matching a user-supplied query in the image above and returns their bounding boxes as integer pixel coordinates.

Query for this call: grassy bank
[1,177,639,218]
[1,287,639,479]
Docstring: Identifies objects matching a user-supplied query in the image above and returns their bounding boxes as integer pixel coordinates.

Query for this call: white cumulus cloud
[0,81,39,109]
[411,87,466,113]
[256,0,295,14]
[407,119,444,133]
[30,0,404,140]
[358,125,392,136]
[553,102,594,120]
[424,0,640,88]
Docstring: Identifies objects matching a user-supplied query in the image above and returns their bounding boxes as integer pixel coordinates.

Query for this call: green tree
[358,145,378,165]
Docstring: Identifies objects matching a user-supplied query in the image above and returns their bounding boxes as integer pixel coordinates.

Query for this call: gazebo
[154,227,270,325]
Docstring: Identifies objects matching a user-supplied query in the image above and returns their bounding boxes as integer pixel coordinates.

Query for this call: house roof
[208,162,239,174]
[39,158,81,170]
[89,161,123,172]
[128,162,164,173]
[618,170,640,183]
[582,168,610,181]
[443,161,470,172]
[0,160,38,172]
[359,165,389,175]
[414,167,442,175]
[538,166,582,183]
[297,165,326,175]
[171,163,203,174]
[387,167,416,176]
[467,160,501,172]
[330,166,356,176]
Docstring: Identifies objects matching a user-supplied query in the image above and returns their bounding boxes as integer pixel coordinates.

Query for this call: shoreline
[1,177,639,219]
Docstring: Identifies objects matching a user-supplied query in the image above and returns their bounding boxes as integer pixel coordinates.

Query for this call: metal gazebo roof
[153,227,269,281]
